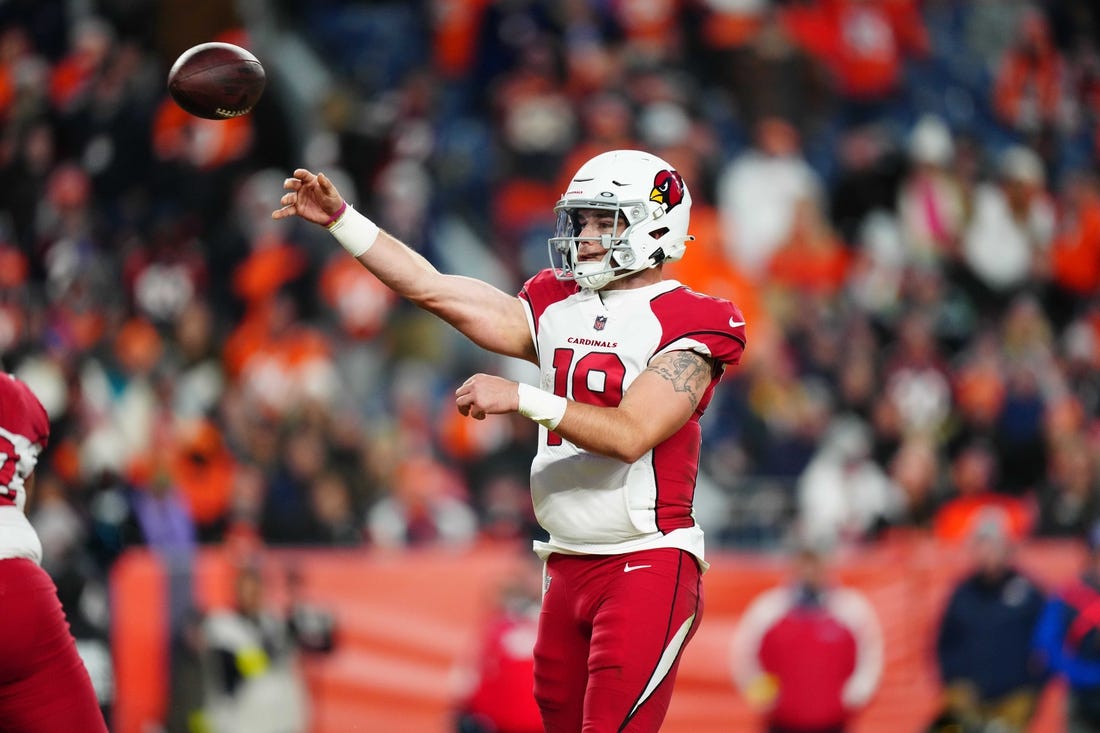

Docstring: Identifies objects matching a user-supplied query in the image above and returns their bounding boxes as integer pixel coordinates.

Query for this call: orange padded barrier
[110,537,1087,733]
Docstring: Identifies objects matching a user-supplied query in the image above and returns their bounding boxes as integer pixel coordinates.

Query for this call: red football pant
[0,558,108,733]
[534,548,703,733]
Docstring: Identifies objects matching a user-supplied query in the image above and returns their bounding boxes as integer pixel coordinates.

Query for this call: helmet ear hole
[650,227,669,240]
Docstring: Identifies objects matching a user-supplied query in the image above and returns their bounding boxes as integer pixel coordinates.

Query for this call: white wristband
[517,383,567,431]
[328,205,380,258]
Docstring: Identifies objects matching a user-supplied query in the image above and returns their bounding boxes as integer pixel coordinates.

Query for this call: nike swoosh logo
[729,318,745,328]
[624,563,652,573]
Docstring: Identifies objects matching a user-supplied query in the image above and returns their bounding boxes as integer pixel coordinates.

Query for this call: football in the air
[167,42,265,120]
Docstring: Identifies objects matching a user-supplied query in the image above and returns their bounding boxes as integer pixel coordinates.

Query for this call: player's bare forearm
[357,232,535,361]
[553,350,713,462]
[273,169,534,362]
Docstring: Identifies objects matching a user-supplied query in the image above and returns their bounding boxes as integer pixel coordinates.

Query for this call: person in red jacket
[455,559,543,733]
[732,540,883,733]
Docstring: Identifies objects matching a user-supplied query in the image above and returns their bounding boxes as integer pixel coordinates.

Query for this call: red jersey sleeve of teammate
[517,269,579,337]
[649,286,746,368]
[0,374,49,449]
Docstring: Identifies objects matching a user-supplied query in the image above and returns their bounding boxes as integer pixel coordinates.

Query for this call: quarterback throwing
[274,149,745,733]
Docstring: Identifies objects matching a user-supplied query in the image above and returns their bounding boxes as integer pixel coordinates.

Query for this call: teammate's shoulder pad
[0,373,50,446]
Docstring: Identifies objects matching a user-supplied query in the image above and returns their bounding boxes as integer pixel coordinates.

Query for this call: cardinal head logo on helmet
[650,170,686,213]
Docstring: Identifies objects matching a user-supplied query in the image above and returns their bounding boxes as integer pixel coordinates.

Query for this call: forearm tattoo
[647,351,713,409]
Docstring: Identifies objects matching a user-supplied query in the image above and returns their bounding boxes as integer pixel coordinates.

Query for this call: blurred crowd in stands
[1,0,1100,704]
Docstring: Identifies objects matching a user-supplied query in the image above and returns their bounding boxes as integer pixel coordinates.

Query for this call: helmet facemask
[548,150,693,291]
[549,197,687,290]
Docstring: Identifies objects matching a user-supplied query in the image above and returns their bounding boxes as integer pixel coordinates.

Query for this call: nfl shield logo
[593,315,607,331]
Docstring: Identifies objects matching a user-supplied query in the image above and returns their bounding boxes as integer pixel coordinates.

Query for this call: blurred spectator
[932,441,1033,544]
[555,91,637,197]
[317,250,395,344]
[829,124,907,247]
[949,330,1009,454]
[931,517,1047,733]
[166,299,225,420]
[366,453,477,549]
[1034,524,1100,733]
[490,38,576,183]
[784,0,929,127]
[994,360,1049,495]
[125,455,197,555]
[1056,315,1100,417]
[261,427,329,545]
[196,563,312,733]
[225,291,339,418]
[881,311,952,437]
[79,317,165,480]
[886,436,943,530]
[766,197,852,298]
[610,0,683,63]
[454,555,542,733]
[963,0,1033,74]
[1048,171,1100,326]
[992,8,1077,163]
[900,265,978,354]
[716,116,824,278]
[1035,436,1100,538]
[897,115,966,266]
[0,118,56,251]
[121,218,208,326]
[742,340,832,480]
[732,539,883,733]
[798,417,902,548]
[960,145,1056,313]
[48,16,112,114]
[168,418,238,543]
[112,443,200,641]
[304,470,363,546]
[716,5,832,137]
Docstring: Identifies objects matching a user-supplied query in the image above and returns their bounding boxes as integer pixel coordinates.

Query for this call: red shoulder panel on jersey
[0,375,49,448]
[649,287,746,366]
[518,269,578,335]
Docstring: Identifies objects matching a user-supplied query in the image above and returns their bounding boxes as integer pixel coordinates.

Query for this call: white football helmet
[549,149,693,290]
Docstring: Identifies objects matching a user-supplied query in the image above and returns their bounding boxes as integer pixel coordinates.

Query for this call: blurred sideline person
[1034,523,1100,732]
[273,149,747,733]
[0,373,108,732]
[931,514,1046,733]
[732,540,883,733]
[455,557,543,733]
[194,562,335,733]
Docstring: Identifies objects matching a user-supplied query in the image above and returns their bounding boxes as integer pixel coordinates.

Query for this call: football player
[274,150,746,733]
[0,373,108,732]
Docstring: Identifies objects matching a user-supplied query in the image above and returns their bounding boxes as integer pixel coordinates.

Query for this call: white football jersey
[0,373,50,564]
[518,270,746,567]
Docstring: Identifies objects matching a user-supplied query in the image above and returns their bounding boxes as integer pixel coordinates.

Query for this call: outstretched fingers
[271,168,334,221]
[271,191,299,219]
